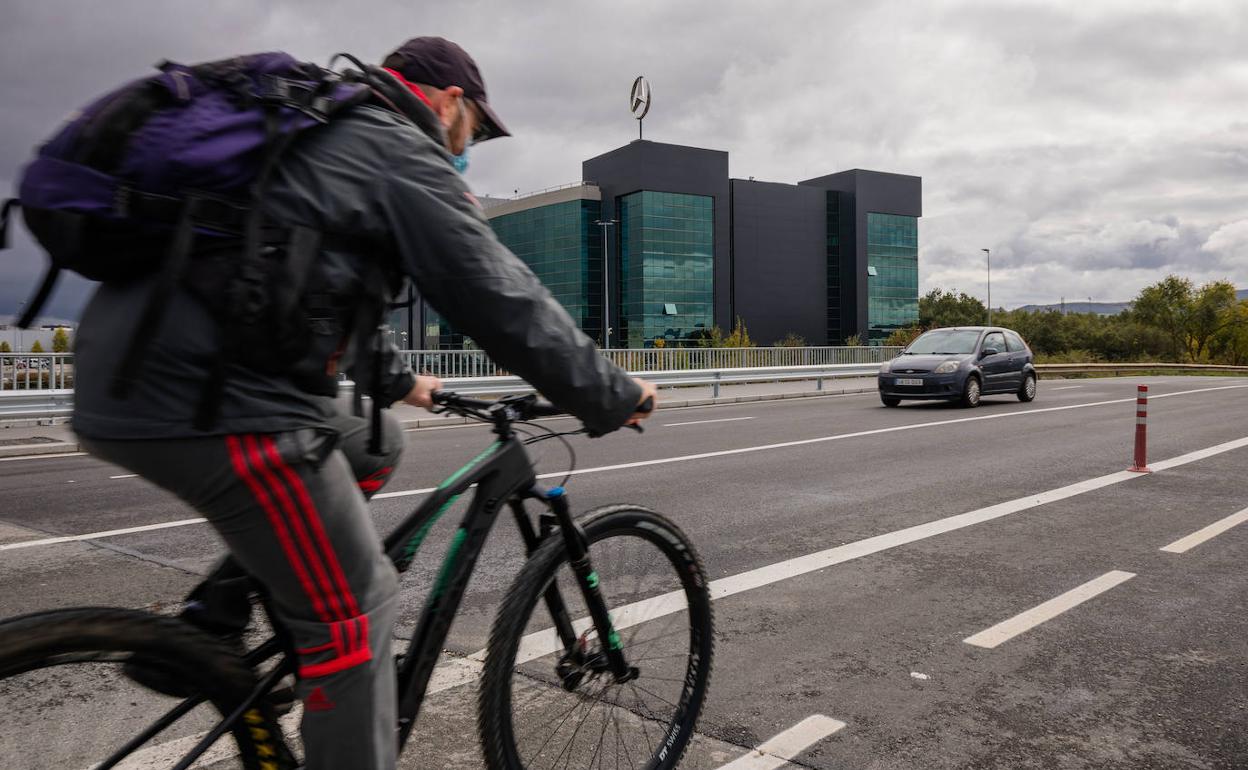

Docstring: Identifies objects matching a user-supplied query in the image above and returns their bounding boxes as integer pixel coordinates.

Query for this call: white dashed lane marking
[963,570,1136,649]
[1160,507,1248,554]
[714,714,846,769]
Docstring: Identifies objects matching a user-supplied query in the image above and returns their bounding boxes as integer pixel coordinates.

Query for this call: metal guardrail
[5,358,1243,421]
[0,348,902,391]
[1035,363,1248,376]
[0,389,74,420]
[403,347,902,379]
[432,363,882,399]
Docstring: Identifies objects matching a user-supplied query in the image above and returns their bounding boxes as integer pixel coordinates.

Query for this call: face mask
[448,98,471,174]
[451,146,470,174]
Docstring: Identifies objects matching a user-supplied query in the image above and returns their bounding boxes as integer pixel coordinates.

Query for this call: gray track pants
[82,410,404,770]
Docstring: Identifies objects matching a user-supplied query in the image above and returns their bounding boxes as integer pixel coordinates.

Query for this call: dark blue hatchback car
[878,326,1037,408]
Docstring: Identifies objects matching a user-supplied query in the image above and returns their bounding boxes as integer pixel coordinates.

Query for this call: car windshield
[905,329,981,355]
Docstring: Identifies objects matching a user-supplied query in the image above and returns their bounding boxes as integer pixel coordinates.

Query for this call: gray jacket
[72,70,640,439]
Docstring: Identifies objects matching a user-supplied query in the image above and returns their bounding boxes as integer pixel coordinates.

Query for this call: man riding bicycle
[71,37,656,770]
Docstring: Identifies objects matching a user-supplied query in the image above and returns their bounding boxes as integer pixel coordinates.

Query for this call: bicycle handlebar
[431,391,654,432]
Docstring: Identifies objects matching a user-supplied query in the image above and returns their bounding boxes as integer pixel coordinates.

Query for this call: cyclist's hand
[403,375,443,410]
[625,378,658,426]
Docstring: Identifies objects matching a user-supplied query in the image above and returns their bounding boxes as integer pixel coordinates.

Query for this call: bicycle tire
[0,607,294,770]
[479,505,713,770]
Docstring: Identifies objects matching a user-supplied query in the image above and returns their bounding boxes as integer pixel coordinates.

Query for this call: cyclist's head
[382,37,510,157]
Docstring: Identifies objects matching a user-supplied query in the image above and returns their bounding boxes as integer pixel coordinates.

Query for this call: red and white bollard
[1128,384,1151,473]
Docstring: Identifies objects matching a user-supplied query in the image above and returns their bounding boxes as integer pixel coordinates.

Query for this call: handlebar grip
[636,396,655,414]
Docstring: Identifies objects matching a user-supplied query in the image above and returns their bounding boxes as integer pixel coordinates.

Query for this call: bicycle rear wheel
[479,506,713,770]
[0,607,294,770]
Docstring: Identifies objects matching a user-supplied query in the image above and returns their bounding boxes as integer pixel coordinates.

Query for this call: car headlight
[879,360,893,374]
[934,360,960,374]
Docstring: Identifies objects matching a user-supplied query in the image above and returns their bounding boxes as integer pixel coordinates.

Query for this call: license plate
[895,378,923,386]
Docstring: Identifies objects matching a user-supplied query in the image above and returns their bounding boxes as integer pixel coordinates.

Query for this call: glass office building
[618,191,715,348]
[403,142,920,351]
[423,190,603,349]
[493,199,604,344]
[865,212,919,344]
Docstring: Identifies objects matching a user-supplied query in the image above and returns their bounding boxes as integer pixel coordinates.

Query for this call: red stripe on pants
[245,435,348,621]
[262,436,363,618]
[225,436,332,623]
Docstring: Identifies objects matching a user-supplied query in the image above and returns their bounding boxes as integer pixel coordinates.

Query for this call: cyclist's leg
[81,432,399,770]
[181,408,405,633]
[327,408,405,499]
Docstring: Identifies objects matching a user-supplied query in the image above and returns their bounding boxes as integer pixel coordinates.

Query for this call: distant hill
[1014,301,1131,316]
[1016,288,1247,316]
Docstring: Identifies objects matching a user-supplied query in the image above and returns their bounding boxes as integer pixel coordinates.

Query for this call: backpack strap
[0,199,17,249]
[1,200,58,330]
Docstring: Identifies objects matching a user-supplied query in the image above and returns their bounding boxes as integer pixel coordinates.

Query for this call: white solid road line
[420,435,1248,695]
[6,385,1245,549]
[0,518,209,552]
[1050,385,1083,390]
[664,416,757,427]
[963,570,1136,649]
[109,474,137,479]
[1160,507,1248,554]
[715,714,846,769]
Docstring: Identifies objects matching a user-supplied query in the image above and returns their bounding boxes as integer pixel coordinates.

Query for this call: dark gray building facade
[410,140,921,349]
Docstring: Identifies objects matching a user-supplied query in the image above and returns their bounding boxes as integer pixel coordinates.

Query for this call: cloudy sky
[2,0,1245,322]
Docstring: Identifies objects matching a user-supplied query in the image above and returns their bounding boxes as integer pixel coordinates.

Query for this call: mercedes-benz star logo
[630,76,651,120]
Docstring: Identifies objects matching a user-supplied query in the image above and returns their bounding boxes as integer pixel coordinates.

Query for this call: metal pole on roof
[595,219,619,348]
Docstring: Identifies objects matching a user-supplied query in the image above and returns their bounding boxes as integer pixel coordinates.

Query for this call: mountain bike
[0,391,714,769]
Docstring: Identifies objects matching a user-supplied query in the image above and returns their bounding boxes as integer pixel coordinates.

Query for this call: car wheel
[960,376,981,408]
[881,396,901,407]
[1018,373,1037,402]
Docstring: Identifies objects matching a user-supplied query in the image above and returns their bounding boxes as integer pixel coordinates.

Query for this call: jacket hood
[365,65,447,146]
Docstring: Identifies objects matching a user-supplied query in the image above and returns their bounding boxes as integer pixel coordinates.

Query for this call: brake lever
[626,423,644,434]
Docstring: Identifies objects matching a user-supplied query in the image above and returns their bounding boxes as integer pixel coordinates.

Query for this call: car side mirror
[980,347,1000,358]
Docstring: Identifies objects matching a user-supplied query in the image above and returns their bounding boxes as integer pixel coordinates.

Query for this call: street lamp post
[981,248,991,327]
[594,218,618,349]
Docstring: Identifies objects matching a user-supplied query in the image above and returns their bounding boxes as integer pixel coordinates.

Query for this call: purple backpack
[1,52,392,428]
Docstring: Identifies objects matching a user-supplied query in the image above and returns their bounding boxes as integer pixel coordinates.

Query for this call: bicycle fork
[515,487,638,687]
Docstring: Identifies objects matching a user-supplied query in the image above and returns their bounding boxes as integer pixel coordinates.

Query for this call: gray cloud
[2,0,1246,322]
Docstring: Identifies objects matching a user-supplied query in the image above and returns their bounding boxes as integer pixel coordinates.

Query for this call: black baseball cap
[382,37,510,142]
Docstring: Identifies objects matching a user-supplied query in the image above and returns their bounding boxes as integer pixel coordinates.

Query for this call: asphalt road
[1,376,1246,769]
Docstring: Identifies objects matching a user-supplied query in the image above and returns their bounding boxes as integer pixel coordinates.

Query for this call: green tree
[1209,300,1248,365]
[30,339,44,353]
[843,333,862,346]
[918,289,987,328]
[0,341,10,353]
[1131,276,1239,361]
[52,327,70,353]
[772,332,806,347]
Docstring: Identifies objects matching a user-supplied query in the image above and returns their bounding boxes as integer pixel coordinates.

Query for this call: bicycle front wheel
[480,505,714,770]
[0,607,293,770]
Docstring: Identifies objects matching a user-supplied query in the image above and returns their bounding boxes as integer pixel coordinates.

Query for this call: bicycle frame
[385,427,637,747]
